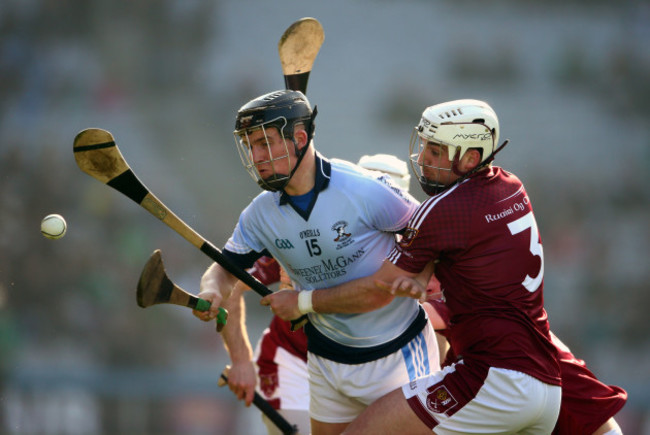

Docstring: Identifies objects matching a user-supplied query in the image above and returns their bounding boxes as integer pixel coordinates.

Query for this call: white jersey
[225,154,423,359]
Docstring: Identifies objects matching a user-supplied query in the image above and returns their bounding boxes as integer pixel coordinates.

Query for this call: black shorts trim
[305,306,427,364]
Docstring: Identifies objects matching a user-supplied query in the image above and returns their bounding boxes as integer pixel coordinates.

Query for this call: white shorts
[308,323,439,424]
[403,362,562,434]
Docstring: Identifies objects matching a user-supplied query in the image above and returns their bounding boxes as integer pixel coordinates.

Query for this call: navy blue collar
[279,152,331,220]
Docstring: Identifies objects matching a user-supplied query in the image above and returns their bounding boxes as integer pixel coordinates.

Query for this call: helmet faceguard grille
[234,119,294,192]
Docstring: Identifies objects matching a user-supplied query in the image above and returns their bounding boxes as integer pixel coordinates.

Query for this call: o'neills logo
[399,227,419,248]
[426,385,458,414]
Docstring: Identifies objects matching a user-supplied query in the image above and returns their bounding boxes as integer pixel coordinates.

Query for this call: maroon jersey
[550,333,627,434]
[249,257,308,408]
[248,256,308,362]
[389,166,561,386]
[248,256,281,287]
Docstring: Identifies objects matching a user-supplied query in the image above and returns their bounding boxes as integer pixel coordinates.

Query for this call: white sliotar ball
[41,214,67,239]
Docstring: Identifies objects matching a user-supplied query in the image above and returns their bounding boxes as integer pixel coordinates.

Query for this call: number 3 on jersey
[305,238,321,257]
[507,211,544,292]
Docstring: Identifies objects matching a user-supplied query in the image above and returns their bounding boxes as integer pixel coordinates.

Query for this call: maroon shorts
[551,334,627,434]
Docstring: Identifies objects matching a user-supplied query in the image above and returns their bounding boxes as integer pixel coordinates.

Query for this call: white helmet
[416,99,498,163]
[410,99,500,195]
[358,153,411,191]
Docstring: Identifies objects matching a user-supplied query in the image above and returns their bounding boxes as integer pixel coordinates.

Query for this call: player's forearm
[311,276,393,313]
[221,286,253,362]
[200,262,239,301]
[311,260,412,314]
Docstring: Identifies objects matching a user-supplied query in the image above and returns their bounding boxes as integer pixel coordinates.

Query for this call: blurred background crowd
[1,0,649,433]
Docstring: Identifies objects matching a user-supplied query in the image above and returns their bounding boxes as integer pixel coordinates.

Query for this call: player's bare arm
[374,260,436,302]
[261,260,418,321]
[194,262,239,321]
[220,281,257,407]
[376,276,427,301]
[314,260,416,312]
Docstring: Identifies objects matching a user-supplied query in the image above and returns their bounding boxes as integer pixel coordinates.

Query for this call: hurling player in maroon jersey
[334,99,564,434]
[423,274,626,435]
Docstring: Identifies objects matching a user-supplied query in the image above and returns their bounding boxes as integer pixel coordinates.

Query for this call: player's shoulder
[421,166,524,215]
[491,166,522,183]
[471,166,526,203]
[332,158,417,206]
[412,181,471,225]
[329,158,378,188]
[241,190,280,220]
[330,158,369,178]
[330,158,402,191]
[249,189,279,205]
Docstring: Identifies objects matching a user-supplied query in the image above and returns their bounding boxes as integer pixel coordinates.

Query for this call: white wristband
[297,290,315,314]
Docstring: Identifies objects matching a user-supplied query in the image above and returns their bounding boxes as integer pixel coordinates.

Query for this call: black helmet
[234,89,315,141]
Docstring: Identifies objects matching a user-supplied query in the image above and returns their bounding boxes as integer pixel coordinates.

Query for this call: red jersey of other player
[247,256,308,409]
[392,166,560,385]
[341,99,563,434]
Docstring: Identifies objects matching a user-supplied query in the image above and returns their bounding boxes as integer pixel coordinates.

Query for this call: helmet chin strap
[257,174,290,192]
[418,176,447,196]
[282,106,318,192]
[450,140,509,178]
[420,140,510,196]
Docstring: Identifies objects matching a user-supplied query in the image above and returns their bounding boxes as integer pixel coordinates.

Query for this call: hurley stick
[278,17,324,94]
[218,365,299,435]
[137,249,228,331]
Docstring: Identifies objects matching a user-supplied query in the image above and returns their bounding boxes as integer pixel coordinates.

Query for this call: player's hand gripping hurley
[137,251,299,433]
[218,366,299,435]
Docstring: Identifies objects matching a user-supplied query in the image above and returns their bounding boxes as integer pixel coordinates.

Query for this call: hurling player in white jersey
[193,90,439,435]
[218,154,414,435]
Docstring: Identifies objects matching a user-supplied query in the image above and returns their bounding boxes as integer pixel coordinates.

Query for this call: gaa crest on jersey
[399,227,419,248]
[259,372,278,397]
[426,385,458,415]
